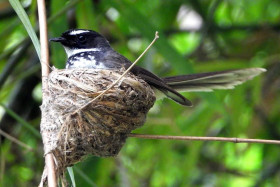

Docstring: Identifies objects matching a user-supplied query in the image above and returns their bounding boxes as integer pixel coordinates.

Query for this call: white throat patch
[63,47,101,58]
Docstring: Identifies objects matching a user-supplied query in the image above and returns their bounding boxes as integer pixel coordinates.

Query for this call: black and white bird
[50,29,266,106]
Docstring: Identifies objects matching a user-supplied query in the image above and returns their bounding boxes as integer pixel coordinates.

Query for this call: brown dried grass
[40,68,155,172]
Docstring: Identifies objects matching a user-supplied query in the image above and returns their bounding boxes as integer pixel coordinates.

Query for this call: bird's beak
[49,37,66,43]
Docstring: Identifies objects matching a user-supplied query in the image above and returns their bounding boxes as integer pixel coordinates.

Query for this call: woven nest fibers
[40,68,156,170]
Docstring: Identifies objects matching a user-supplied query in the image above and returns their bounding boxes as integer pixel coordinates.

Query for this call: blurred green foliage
[1,0,280,186]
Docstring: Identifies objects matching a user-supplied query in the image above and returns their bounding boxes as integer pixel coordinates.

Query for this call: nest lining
[40,68,156,170]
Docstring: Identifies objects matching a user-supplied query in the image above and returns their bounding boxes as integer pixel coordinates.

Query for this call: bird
[50,29,266,106]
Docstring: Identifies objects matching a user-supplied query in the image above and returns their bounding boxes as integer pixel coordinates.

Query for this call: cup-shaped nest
[40,68,156,170]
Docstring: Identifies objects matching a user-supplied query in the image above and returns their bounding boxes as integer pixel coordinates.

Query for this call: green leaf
[74,167,98,187]
[67,167,76,187]
[9,0,41,59]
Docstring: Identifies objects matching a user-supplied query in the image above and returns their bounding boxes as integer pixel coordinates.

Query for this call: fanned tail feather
[163,68,266,92]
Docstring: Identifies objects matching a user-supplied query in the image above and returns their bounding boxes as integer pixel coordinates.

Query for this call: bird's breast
[66,52,108,69]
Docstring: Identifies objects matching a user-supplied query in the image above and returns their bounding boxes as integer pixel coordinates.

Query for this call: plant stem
[37,0,56,186]
[129,133,280,145]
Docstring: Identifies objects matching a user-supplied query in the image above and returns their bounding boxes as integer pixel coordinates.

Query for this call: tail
[163,68,266,92]
[131,65,265,107]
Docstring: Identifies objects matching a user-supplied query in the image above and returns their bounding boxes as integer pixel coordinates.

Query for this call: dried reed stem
[37,0,56,186]
[129,133,280,145]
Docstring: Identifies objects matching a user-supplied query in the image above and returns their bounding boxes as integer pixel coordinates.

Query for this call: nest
[40,68,156,172]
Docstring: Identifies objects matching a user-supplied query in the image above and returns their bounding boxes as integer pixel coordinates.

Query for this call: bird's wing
[130,65,192,106]
[103,51,192,106]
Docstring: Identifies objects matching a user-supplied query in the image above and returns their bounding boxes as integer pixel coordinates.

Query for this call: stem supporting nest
[37,0,56,186]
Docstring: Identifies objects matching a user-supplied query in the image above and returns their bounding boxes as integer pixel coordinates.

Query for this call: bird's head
[50,29,110,57]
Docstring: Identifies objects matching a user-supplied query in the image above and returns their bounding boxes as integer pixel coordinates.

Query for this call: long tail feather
[163,68,266,92]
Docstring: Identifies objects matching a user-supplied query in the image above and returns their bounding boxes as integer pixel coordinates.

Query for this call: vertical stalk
[37,0,56,186]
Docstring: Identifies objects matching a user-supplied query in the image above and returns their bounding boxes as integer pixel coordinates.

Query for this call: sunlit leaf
[8,0,41,59]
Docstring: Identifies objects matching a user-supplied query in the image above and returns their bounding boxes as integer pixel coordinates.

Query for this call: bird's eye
[78,35,86,43]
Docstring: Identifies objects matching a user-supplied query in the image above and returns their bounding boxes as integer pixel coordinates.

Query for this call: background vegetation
[1,0,279,186]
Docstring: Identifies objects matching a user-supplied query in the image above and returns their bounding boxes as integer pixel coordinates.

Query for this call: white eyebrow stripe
[69,30,90,35]
[64,47,101,58]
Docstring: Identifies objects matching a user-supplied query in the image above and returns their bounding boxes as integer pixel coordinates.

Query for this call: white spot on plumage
[69,30,90,35]
[88,55,95,61]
